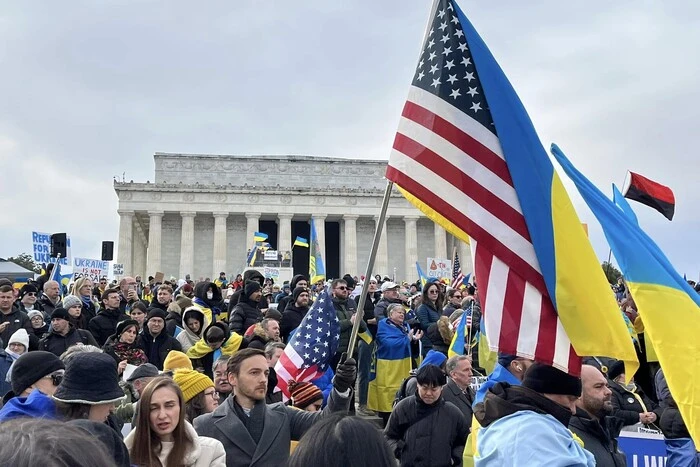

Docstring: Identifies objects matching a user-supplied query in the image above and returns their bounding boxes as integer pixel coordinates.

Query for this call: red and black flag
[622,171,675,221]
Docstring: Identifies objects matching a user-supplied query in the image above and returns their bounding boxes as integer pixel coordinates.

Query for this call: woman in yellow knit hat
[172,368,219,422]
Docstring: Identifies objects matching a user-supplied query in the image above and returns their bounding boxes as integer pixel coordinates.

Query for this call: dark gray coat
[193,388,351,467]
[569,408,627,467]
[441,378,475,425]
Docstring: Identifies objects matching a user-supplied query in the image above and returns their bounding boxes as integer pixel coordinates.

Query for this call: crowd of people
[0,265,697,466]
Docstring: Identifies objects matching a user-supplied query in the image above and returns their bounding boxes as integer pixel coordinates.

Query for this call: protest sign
[32,231,71,266]
[263,250,278,261]
[618,431,667,467]
[72,257,109,282]
[426,258,452,280]
[113,263,124,275]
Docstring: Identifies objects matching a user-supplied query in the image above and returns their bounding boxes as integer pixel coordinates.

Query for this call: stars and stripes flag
[452,252,465,288]
[386,0,577,372]
[274,287,340,400]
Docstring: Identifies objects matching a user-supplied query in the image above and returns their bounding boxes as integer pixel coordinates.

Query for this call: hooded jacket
[177,307,209,354]
[38,325,99,357]
[227,270,269,315]
[165,301,184,337]
[192,282,223,324]
[426,316,452,356]
[136,325,182,370]
[277,274,307,313]
[279,303,309,343]
[229,295,263,335]
[244,323,273,350]
[187,322,242,380]
[474,383,595,466]
[0,389,59,422]
[569,408,627,467]
[88,307,130,346]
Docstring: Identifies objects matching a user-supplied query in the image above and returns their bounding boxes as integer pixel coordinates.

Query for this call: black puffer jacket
[88,307,130,346]
[38,326,99,357]
[279,304,309,343]
[384,394,468,467]
[136,327,182,370]
[226,270,268,314]
[569,408,627,467]
[229,297,263,335]
[277,274,308,313]
[609,381,661,427]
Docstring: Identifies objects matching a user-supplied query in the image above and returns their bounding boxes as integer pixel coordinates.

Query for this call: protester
[1,350,65,402]
[194,348,355,466]
[443,354,476,424]
[385,364,469,466]
[89,289,130,346]
[212,356,232,404]
[229,280,265,334]
[186,321,241,380]
[173,369,219,421]
[264,341,285,404]
[474,363,594,465]
[129,301,148,331]
[655,368,700,465]
[38,280,61,317]
[177,306,208,353]
[416,282,442,355]
[150,283,173,312]
[289,380,324,412]
[27,309,49,339]
[288,413,396,467]
[62,294,89,330]
[277,274,308,313]
[163,350,193,373]
[102,319,148,366]
[37,307,98,356]
[0,284,32,348]
[443,288,463,317]
[137,309,182,370]
[126,363,160,400]
[279,286,310,342]
[125,377,225,466]
[17,283,42,315]
[117,276,141,313]
[53,352,126,424]
[5,328,29,362]
[192,281,223,324]
[569,365,627,467]
[244,318,281,350]
[73,277,98,324]
[607,360,661,429]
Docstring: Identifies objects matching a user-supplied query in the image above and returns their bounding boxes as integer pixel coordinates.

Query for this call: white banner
[263,250,278,261]
[73,257,109,282]
[32,231,71,266]
[113,263,124,275]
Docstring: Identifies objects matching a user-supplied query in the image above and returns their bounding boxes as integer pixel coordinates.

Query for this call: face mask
[206,291,214,300]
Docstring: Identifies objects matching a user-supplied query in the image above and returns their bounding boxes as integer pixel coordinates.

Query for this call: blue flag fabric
[612,183,639,226]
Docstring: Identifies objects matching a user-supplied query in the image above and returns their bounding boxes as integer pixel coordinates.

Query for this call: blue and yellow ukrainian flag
[293,236,309,248]
[309,219,325,283]
[448,310,468,358]
[368,319,413,413]
[253,231,268,242]
[246,245,258,267]
[551,143,700,446]
[415,261,428,287]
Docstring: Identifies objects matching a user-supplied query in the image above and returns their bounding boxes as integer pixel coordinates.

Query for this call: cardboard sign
[72,257,109,282]
[113,263,124,275]
[154,271,165,283]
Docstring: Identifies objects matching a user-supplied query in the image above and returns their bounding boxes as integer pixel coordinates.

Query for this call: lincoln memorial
[114,153,472,281]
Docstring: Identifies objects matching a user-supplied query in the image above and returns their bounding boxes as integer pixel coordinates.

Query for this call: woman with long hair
[125,377,225,467]
[72,277,98,324]
[130,301,148,332]
[103,319,148,367]
[416,281,442,356]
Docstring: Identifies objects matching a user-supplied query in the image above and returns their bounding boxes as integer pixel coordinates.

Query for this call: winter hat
[53,353,125,404]
[175,294,193,311]
[62,295,82,310]
[27,310,44,321]
[50,307,71,321]
[172,369,214,403]
[10,351,65,396]
[163,351,193,372]
[8,329,29,349]
[146,309,168,322]
[419,349,447,369]
[522,363,582,397]
[607,360,625,381]
[264,308,283,322]
[289,381,323,409]
[292,286,308,302]
[126,363,159,383]
[497,353,519,369]
[0,389,59,422]
[244,280,262,297]
[342,274,356,290]
[181,283,194,295]
[115,319,139,338]
[19,284,38,298]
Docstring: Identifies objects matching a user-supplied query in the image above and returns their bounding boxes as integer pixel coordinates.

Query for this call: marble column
[458,239,473,277]
[311,214,327,269]
[434,222,447,259]
[146,211,164,275]
[213,212,228,277]
[245,212,261,246]
[117,210,134,276]
[404,216,419,282]
[278,213,293,257]
[375,216,389,278]
[179,211,196,279]
[343,215,359,276]
[132,236,147,279]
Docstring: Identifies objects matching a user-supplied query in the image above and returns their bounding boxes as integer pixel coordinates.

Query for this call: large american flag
[452,252,465,288]
[386,0,578,372]
[274,287,340,399]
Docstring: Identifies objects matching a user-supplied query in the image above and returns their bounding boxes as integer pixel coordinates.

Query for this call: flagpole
[347,180,393,358]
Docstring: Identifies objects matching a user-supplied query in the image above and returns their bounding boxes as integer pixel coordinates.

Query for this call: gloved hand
[332,354,357,393]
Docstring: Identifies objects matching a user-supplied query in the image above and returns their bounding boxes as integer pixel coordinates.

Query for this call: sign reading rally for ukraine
[32,231,71,266]
[73,257,109,281]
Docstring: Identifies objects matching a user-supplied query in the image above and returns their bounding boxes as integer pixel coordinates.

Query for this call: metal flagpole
[347,180,393,358]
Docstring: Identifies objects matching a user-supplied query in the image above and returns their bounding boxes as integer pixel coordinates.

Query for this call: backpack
[393,374,417,407]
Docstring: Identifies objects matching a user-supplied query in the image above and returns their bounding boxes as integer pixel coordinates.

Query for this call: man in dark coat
[276,274,308,313]
[88,289,129,346]
[607,359,662,428]
[569,365,627,466]
[227,270,269,315]
[193,348,355,467]
[0,284,33,348]
[443,355,476,425]
[279,287,310,343]
[229,281,264,335]
[38,308,99,357]
[136,309,182,370]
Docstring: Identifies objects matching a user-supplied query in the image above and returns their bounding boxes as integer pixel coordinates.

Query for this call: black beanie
[146,309,168,322]
[20,283,38,298]
[10,351,65,395]
[497,353,518,369]
[245,280,262,297]
[292,286,308,302]
[342,274,356,290]
[607,360,625,381]
[522,363,582,397]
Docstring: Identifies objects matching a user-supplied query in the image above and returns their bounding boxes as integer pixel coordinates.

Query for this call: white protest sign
[263,267,280,280]
[73,257,109,281]
[113,263,124,275]
[426,258,452,280]
[263,250,278,261]
[32,231,71,266]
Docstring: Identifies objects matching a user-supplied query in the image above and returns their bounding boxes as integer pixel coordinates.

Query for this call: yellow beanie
[172,369,214,403]
[163,351,193,372]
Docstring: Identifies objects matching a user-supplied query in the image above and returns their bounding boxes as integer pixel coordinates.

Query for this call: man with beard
[226,270,269,317]
[569,365,627,466]
[38,308,99,357]
[229,281,264,335]
[279,287,310,343]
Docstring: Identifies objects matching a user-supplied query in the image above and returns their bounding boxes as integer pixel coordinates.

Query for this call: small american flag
[274,287,340,399]
[452,252,465,288]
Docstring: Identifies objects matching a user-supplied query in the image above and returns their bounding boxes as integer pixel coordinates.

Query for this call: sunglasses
[335,286,348,290]
[25,292,37,296]
[45,371,64,386]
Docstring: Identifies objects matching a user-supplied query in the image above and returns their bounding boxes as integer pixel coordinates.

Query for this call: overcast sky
[1,1,698,278]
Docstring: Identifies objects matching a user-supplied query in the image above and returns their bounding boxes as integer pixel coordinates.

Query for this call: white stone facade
[114,153,472,281]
